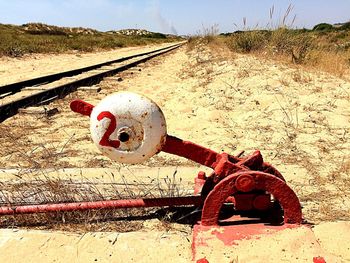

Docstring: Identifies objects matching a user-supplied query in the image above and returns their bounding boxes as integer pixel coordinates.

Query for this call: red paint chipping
[192,222,301,260]
[313,256,326,263]
[97,111,121,149]
[70,99,94,116]
[196,258,209,263]
[209,224,299,245]
[194,172,206,195]
[192,224,209,262]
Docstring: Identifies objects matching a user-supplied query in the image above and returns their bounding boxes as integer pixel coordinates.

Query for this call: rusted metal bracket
[163,135,302,225]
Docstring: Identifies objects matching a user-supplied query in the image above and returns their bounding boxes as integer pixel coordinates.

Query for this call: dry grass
[225,29,350,77]
[295,157,350,223]
[270,91,350,223]
[307,49,350,77]
[0,122,76,169]
[223,5,350,78]
[187,24,220,50]
[0,169,197,231]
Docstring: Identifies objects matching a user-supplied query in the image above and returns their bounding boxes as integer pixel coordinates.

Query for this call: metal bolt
[118,132,130,142]
[235,174,255,192]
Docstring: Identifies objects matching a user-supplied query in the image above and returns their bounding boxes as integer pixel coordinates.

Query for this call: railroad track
[0,42,184,122]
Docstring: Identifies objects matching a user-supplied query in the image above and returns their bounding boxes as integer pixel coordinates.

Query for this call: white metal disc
[90,91,167,164]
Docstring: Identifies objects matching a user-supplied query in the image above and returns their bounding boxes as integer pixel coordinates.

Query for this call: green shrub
[145,32,167,39]
[313,23,334,31]
[340,22,350,30]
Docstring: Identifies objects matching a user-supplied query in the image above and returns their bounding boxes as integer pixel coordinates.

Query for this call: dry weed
[0,168,197,231]
[0,123,77,169]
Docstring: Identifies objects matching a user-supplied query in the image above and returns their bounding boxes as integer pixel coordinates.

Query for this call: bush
[313,23,334,31]
[270,28,313,63]
[340,22,350,30]
[225,28,314,64]
[145,32,167,39]
[228,30,268,52]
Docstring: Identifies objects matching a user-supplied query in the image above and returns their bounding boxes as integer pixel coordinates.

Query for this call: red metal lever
[70,99,94,116]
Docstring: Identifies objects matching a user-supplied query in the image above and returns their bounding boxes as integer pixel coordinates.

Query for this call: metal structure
[0,91,302,226]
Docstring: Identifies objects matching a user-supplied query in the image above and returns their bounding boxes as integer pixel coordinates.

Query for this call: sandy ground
[0,42,349,262]
[1,227,192,263]
[0,42,176,86]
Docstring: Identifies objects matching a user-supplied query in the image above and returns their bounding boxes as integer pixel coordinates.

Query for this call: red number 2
[97,111,120,149]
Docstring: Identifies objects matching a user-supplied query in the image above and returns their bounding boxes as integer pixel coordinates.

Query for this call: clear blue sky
[0,0,349,35]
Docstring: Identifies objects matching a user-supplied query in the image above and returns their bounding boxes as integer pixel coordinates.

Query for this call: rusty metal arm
[162,135,220,168]
[0,196,203,216]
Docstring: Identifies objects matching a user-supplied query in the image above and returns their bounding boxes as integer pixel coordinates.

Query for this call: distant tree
[340,22,350,30]
[312,23,334,31]
[145,32,167,39]
[220,32,233,36]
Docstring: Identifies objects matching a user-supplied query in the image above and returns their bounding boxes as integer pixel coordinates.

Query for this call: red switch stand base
[191,165,303,262]
[192,222,301,262]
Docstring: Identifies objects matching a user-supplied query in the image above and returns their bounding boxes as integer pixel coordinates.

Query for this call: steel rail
[0,42,183,95]
[0,43,183,122]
